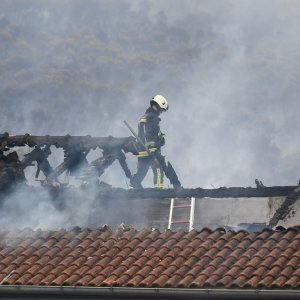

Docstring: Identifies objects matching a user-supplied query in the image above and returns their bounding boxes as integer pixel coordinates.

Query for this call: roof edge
[0,286,299,299]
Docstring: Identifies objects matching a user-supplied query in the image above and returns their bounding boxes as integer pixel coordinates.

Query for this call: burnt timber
[0,133,134,150]
[0,133,136,191]
[90,185,296,199]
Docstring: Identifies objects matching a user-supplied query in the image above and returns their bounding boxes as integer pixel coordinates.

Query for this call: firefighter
[130,95,168,189]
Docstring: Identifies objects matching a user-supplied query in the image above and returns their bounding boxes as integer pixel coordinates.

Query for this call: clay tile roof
[0,226,299,289]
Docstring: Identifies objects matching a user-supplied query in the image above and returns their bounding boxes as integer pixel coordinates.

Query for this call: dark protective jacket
[137,106,165,156]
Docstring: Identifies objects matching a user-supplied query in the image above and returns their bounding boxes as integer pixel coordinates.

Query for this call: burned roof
[0,226,299,289]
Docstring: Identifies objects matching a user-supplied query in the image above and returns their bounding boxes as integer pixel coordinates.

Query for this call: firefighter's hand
[158,131,165,146]
[158,130,165,139]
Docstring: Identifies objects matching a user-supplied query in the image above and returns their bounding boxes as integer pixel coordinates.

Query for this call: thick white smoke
[0,0,300,230]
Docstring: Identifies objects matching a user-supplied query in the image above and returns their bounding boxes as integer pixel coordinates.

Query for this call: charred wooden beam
[0,133,135,152]
[92,149,132,179]
[49,147,88,179]
[0,133,136,189]
[268,186,300,227]
[22,146,52,178]
[0,151,29,191]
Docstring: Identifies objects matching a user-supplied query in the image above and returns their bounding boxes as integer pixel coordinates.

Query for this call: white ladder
[168,197,196,232]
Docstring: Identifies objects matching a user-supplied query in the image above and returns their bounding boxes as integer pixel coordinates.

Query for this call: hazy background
[1,0,300,189]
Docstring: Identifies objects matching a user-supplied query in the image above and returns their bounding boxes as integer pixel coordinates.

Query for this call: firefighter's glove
[158,130,165,138]
[158,130,165,146]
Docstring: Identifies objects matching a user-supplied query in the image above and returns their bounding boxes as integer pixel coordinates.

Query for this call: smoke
[0,185,151,230]
[0,1,300,197]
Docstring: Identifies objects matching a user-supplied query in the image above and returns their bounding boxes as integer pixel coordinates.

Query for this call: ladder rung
[171,220,190,224]
[173,204,191,209]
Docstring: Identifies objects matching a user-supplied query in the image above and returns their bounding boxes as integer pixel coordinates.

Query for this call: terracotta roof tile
[202,238,217,251]
[229,247,244,260]
[185,265,203,278]
[206,228,226,241]
[258,275,275,288]
[63,274,81,286]
[238,265,255,279]
[279,266,295,278]
[88,274,106,286]
[256,229,273,240]
[281,247,297,258]
[269,247,284,259]
[193,228,212,241]
[269,231,285,241]
[0,226,298,289]
[47,256,63,267]
[248,239,265,251]
[182,239,200,250]
[260,256,276,268]
[217,275,234,287]
[232,230,248,241]
[271,275,289,288]
[143,240,162,252]
[223,240,240,252]
[225,265,243,278]
[214,247,230,259]
[118,257,135,269]
[177,230,196,241]
[152,274,170,287]
[276,239,290,249]
[15,273,32,285]
[52,274,68,286]
[293,249,300,258]
[282,229,299,241]
[28,265,52,284]
[211,265,229,278]
[101,275,118,287]
[252,265,269,278]
[111,274,128,287]
[244,275,260,288]
[1,255,16,266]
[245,256,262,268]
[287,256,300,268]
[290,266,300,276]
[212,238,227,250]
[293,241,300,253]
[208,256,224,269]
[285,276,300,288]
[88,262,106,276]
[190,274,209,288]
[77,274,93,286]
[254,247,270,258]
[273,255,289,268]
[28,274,45,285]
[221,256,238,269]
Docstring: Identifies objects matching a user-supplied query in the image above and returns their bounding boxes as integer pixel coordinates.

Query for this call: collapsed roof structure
[0,132,299,229]
[0,132,137,191]
[0,133,299,299]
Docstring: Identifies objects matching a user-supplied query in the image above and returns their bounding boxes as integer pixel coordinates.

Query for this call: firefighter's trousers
[130,154,164,189]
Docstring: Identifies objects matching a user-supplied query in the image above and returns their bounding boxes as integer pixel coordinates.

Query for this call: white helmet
[151,95,168,111]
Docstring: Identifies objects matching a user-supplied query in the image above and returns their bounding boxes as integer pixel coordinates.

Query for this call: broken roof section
[0,226,299,289]
[1,132,300,231]
[0,133,137,191]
